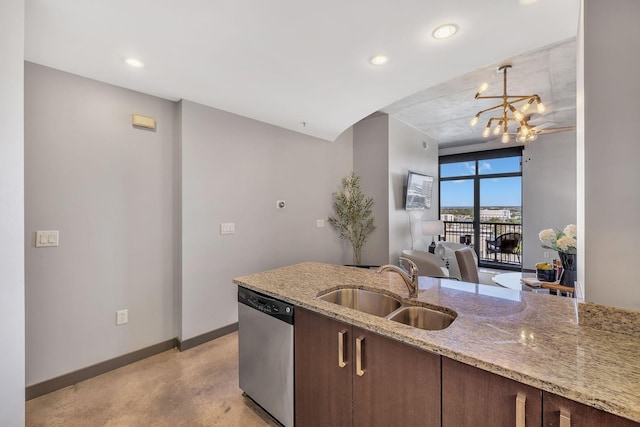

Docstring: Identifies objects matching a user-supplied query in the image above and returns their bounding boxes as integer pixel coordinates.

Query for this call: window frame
[439,147,523,268]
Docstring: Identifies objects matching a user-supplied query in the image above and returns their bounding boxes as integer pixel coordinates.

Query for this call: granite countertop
[233,262,640,423]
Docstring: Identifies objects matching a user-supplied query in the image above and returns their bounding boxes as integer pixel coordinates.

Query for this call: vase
[558,252,577,288]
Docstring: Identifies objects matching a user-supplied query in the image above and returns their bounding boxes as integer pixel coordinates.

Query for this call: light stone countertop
[233,262,640,423]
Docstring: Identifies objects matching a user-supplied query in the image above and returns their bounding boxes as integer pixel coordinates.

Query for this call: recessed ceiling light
[125,58,144,68]
[432,24,458,39]
[370,55,389,65]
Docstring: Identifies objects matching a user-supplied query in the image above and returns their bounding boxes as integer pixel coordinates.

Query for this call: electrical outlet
[316,219,325,228]
[116,309,128,325]
[543,251,549,259]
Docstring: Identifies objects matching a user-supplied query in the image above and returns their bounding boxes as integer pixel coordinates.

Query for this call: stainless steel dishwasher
[238,286,294,427]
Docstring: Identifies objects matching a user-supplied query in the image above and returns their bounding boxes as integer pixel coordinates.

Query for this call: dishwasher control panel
[238,286,294,325]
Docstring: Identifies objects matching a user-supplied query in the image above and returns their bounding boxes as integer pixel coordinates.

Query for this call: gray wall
[579,0,640,309]
[353,114,439,266]
[522,131,577,270]
[25,66,354,384]
[353,115,390,265]
[25,63,178,385]
[388,116,439,261]
[179,100,352,340]
[0,0,25,424]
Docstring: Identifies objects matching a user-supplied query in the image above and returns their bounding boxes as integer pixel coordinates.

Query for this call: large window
[440,148,523,268]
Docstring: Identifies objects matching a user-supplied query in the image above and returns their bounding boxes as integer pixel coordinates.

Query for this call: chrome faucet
[376,257,419,298]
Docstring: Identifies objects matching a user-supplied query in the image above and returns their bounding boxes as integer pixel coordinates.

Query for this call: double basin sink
[318,287,456,331]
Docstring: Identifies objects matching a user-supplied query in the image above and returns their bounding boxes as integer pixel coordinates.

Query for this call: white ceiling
[25,0,581,142]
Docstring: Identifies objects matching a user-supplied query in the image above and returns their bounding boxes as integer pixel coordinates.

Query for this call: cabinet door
[353,327,440,427]
[442,357,542,427]
[353,327,441,427]
[543,392,640,427]
[295,307,353,427]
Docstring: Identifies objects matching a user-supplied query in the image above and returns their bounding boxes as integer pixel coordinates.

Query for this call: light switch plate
[220,223,235,235]
[36,230,59,247]
[316,219,325,228]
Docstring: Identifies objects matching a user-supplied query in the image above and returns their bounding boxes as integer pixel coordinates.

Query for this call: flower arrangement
[539,224,577,254]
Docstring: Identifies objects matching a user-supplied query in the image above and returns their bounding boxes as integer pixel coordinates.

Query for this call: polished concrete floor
[26,332,280,426]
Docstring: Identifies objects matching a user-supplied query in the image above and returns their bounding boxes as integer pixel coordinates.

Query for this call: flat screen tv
[404,171,433,210]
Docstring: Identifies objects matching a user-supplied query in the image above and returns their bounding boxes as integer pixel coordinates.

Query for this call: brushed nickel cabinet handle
[338,330,347,368]
[516,392,526,427]
[355,336,365,376]
[560,409,571,427]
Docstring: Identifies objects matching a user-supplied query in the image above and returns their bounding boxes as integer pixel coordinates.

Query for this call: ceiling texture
[383,39,577,148]
[25,0,581,144]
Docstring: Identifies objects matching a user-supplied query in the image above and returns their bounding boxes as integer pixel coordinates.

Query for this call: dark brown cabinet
[295,307,441,427]
[294,306,639,427]
[351,324,441,427]
[543,392,640,427]
[442,357,542,427]
[295,307,352,426]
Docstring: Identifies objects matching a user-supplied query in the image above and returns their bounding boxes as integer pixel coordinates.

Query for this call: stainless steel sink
[388,306,455,331]
[318,287,456,330]
[318,288,402,317]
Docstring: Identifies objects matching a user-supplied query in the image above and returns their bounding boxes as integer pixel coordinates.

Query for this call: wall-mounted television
[404,170,433,210]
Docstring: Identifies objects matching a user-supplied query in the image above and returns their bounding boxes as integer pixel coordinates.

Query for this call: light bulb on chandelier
[470,64,546,144]
[509,105,524,121]
[482,124,491,138]
[493,121,503,136]
[521,98,535,113]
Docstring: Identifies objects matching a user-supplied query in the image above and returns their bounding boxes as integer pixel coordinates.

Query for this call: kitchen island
[233,262,640,425]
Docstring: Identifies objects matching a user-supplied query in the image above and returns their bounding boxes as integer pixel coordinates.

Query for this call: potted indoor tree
[328,172,375,265]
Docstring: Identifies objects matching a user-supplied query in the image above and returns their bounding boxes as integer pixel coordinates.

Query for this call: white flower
[556,235,576,251]
[539,224,577,254]
[563,224,577,238]
[539,229,555,242]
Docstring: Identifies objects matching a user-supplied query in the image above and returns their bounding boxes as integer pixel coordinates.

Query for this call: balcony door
[440,148,522,269]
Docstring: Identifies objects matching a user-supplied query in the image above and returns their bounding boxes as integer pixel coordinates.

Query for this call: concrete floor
[26,332,279,427]
[26,273,504,427]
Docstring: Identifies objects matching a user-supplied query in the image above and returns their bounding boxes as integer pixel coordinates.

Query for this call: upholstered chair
[435,241,477,281]
[454,247,480,284]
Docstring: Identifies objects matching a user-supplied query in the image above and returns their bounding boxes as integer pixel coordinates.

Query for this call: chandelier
[470,65,545,143]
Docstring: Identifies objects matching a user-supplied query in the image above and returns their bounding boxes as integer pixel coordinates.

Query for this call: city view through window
[440,154,522,267]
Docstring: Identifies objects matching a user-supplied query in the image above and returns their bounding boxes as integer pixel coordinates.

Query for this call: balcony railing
[442,221,522,268]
